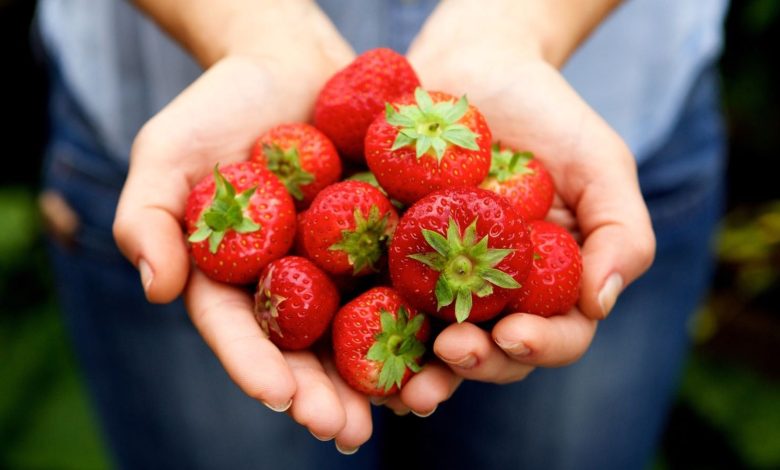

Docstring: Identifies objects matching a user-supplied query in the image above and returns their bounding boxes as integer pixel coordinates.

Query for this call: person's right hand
[113,2,380,452]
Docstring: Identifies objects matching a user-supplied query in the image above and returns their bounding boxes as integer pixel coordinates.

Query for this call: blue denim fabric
[43,60,725,470]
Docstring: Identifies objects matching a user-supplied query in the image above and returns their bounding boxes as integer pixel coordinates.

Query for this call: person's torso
[36,0,728,164]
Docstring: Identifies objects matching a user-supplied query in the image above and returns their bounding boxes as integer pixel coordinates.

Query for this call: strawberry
[254,256,339,350]
[292,211,310,258]
[506,220,582,317]
[301,180,399,277]
[389,187,532,323]
[480,144,555,221]
[314,48,420,164]
[185,162,296,285]
[250,123,341,210]
[365,88,492,205]
[346,171,404,210]
[332,286,429,396]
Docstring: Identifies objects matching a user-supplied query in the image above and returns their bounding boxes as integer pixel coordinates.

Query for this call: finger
[113,59,285,304]
[113,128,192,303]
[322,357,373,455]
[434,322,535,384]
[381,396,410,417]
[492,310,598,367]
[398,361,463,417]
[493,65,655,321]
[283,351,346,440]
[185,269,296,410]
[546,193,580,242]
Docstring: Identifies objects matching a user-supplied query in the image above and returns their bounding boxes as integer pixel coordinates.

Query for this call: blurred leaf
[0,187,40,268]
[680,355,780,468]
[737,263,778,297]
[0,302,110,469]
[688,305,720,344]
[742,0,780,34]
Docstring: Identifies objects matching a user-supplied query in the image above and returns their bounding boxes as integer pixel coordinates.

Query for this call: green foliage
[0,302,110,469]
[679,354,780,469]
[717,200,780,298]
[742,0,780,33]
[0,187,39,268]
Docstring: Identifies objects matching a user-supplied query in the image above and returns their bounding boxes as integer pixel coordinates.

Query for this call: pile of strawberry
[184,49,582,397]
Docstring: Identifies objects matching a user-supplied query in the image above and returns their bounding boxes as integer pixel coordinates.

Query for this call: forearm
[436,0,622,67]
[132,0,331,67]
[531,0,623,66]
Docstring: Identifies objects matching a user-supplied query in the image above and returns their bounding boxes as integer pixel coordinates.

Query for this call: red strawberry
[251,123,341,209]
[506,220,582,317]
[254,256,339,350]
[301,180,399,276]
[365,88,492,205]
[314,48,420,164]
[185,162,296,284]
[389,187,532,323]
[292,211,309,258]
[332,286,429,396]
[346,171,404,210]
[480,144,555,221]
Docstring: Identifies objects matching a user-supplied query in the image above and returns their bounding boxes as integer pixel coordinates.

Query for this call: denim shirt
[37,0,728,167]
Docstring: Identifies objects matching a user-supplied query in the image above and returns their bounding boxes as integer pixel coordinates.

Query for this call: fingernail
[335,442,359,455]
[495,338,531,357]
[370,396,388,406]
[412,405,437,418]
[262,398,292,413]
[441,354,477,369]
[138,258,153,292]
[393,408,411,416]
[598,273,623,318]
[310,430,334,442]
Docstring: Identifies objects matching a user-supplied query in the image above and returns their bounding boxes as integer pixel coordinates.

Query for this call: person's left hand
[379,0,655,412]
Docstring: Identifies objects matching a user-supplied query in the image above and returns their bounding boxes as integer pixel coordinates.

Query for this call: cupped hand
[111,6,381,450]
[389,0,655,390]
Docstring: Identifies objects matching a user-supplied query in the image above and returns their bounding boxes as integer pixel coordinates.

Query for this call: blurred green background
[1,1,779,469]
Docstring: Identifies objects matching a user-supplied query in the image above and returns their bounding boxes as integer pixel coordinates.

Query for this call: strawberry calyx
[489,144,535,183]
[386,88,479,163]
[329,205,394,275]
[408,217,520,323]
[366,306,426,392]
[262,143,315,201]
[254,266,286,338]
[188,165,261,253]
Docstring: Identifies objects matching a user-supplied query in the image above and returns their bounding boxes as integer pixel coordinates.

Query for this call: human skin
[379,0,654,415]
[113,0,654,449]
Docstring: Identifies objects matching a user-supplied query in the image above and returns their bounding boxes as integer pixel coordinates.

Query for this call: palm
[404,3,654,384]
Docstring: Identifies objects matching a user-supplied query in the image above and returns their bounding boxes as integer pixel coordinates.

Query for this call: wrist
[527,0,623,67]
[134,0,326,68]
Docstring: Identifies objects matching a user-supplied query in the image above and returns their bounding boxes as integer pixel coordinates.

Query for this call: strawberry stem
[262,144,315,201]
[407,217,520,323]
[329,205,393,275]
[385,88,479,162]
[366,307,426,392]
[188,165,261,254]
[489,144,535,183]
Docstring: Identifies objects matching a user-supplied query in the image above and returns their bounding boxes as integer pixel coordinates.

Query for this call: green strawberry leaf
[190,164,261,254]
[368,306,427,392]
[407,217,520,322]
[384,88,480,162]
[329,205,393,275]
[489,144,535,182]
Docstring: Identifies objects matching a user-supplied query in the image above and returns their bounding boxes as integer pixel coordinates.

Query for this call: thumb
[113,130,191,304]
[572,154,656,320]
